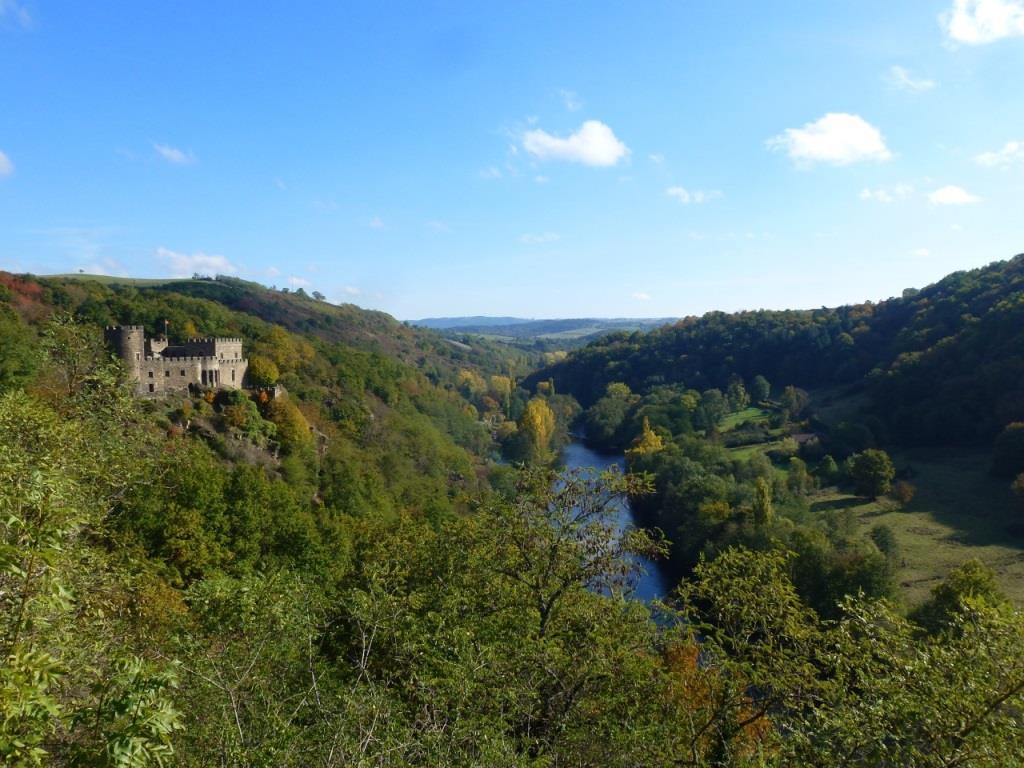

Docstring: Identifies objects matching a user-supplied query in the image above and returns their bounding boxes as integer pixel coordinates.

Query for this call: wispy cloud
[0,150,13,177]
[0,0,31,27]
[154,143,196,165]
[767,113,891,166]
[631,291,652,301]
[519,232,560,245]
[287,276,311,288]
[479,166,503,180]
[912,247,931,257]
[666,186,722,205]
[976,140,1024,167]
[887,65,937,92]
[523,120,629,167]
[648,153,665,164]
[943,0,1024,44]
[369,216,385,230]
[427,220,450,232]
[928,185,981,205]
[343,285,361,296]
[560,89,583,111]
[859,183,914,203]
[157,246,237,277]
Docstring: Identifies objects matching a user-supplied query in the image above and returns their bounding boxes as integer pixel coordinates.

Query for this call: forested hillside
[533,255,1024,445]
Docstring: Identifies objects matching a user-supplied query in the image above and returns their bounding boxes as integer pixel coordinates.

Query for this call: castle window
[148,371,154,378]
[136,354,140,360]
[231,369,235,382]
[165,370,170,377]
[181,369,185,376]
[148,383,154,393]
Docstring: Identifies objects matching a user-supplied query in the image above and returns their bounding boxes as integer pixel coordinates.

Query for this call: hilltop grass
[48,273,191,287]
[811,449,1024,606]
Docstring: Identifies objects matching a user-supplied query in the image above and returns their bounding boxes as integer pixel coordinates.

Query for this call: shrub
[890,480,916,507]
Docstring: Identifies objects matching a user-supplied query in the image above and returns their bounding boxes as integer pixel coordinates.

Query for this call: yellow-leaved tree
[518,397,556,465]
[625,417,664,463]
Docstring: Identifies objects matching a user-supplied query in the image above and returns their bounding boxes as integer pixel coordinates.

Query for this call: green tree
[911,559,1008,634]
[779,385,809,420]
[752,476,774,525]
[817,454,840,483]
[246,354,280,387]
[697,388,728,429]
[750,374,771,403]
[726,377,750,412]
[849,449,896,498]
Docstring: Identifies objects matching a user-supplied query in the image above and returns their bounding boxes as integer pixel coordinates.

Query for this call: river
[561,439,670,602]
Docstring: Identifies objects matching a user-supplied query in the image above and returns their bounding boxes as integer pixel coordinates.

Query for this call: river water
[561,440,670,603]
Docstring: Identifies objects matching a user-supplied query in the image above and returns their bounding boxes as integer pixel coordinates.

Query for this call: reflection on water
[561,440,669,602]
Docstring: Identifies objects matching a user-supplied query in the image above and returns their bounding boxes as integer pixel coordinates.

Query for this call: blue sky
[1,1,1023,319]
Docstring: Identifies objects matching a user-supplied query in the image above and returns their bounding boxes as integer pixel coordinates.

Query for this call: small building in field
[104,325,248,396]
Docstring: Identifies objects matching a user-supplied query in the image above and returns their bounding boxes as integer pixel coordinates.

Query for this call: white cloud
[157,247,238,277]
[666,186,722,204]
[265,266,281,278]
[0,150,12,177]
[912,247,931,257]
[0,0,31,26]
[560,89,583,111]
[928,185,981,205]
[943,0,1024,43]
[859,183,913,203]
[767,113,891,166]
[648,153,665,164]
[887,65,937,92]
[631,291,652,301]
[343,285,361,296]
[479,166,503,179]
[519,232,560,245]
[534,175,550,184]
[523,120,629,167]
[154,143,196,165]
[369,216,385,230]
[976,140,1024,167]
[287,276,311,288]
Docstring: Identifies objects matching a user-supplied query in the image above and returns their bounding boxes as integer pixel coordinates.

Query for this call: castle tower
[104,325,145,378]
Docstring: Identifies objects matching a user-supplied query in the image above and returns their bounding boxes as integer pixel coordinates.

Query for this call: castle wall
[135,355,249,396]
[105,326,249,397]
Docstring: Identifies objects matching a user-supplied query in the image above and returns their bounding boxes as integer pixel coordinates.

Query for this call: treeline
[529,254,1024,446]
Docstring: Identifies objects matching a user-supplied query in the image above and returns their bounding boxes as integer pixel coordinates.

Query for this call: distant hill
[414,316,537,329]
[415,316,677,342]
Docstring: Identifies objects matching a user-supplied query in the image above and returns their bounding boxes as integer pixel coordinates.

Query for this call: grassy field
[718,395,1024,606]
[48,274,187,286]
[719,406,770,432]
[811,449,1024,605]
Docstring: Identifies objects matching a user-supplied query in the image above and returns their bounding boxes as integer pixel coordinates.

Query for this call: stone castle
[105,325,248,396]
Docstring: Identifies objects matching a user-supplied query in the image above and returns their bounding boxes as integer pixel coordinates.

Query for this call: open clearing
[811,449,1024,605]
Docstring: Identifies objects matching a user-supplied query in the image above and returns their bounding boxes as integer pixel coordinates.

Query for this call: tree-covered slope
[529,254,1024,444]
